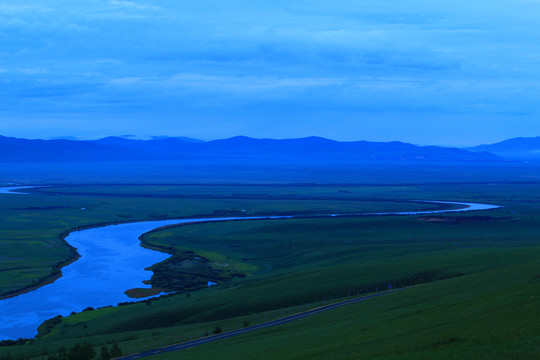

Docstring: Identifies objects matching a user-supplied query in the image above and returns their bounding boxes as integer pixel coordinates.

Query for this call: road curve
[114,288,406,360]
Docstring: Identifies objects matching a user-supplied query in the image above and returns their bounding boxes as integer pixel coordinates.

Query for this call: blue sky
[1,0,540,146]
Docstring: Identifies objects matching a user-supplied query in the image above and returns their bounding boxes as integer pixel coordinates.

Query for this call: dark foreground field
[1,177,539,359]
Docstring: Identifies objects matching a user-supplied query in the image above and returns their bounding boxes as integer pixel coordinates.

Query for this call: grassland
[145,258,540,360]
[1,182,539,359]
[0,184,446,298]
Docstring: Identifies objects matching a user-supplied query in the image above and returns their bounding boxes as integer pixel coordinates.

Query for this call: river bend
[0,188,500,339]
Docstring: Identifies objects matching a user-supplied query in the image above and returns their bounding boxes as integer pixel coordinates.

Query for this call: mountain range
[0,135,502,163]
[469,137,540,159]
[1,135,537,163]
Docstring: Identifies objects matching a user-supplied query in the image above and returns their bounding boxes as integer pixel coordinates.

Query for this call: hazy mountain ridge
[0,135,502,162]
[469,136,540,159]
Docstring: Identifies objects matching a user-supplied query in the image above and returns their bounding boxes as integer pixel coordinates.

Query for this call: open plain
[0,177,539,359]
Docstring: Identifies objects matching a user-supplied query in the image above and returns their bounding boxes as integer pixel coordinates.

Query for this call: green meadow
[0,184,445,298]
[1,182,539,359]
[145,258,540,360]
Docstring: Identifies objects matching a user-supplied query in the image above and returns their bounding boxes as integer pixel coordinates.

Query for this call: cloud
[16,67,49,75]
[108,0,159,10]
[0,3,51,14]
[2,0,540,145]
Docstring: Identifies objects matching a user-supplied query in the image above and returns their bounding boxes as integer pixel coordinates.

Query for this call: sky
[1,0,540,146]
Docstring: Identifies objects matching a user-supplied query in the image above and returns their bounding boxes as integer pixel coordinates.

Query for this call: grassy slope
[147,259,540,360]
[1,182,540,359]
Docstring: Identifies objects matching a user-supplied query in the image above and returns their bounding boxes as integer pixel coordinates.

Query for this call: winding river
[0,186,500,340]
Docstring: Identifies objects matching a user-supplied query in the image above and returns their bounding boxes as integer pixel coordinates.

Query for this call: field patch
[418,215,514,224]
[124,288,167,299]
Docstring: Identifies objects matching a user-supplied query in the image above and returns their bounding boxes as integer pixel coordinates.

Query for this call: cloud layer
[1,0,540,145]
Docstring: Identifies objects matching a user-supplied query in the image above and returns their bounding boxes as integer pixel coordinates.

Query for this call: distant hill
[0,135,502,163]
[469,137,540,159]
[0,135,111,162]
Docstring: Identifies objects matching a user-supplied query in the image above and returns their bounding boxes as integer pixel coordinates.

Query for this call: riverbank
[1,197,501,340]
[3,180,539,360]
[0,220,136,301]
[0,230,80,301]
[0,200,499,301]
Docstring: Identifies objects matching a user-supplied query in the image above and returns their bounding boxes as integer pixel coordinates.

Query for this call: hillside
[469,136,540,159]
[0,135,501,163]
